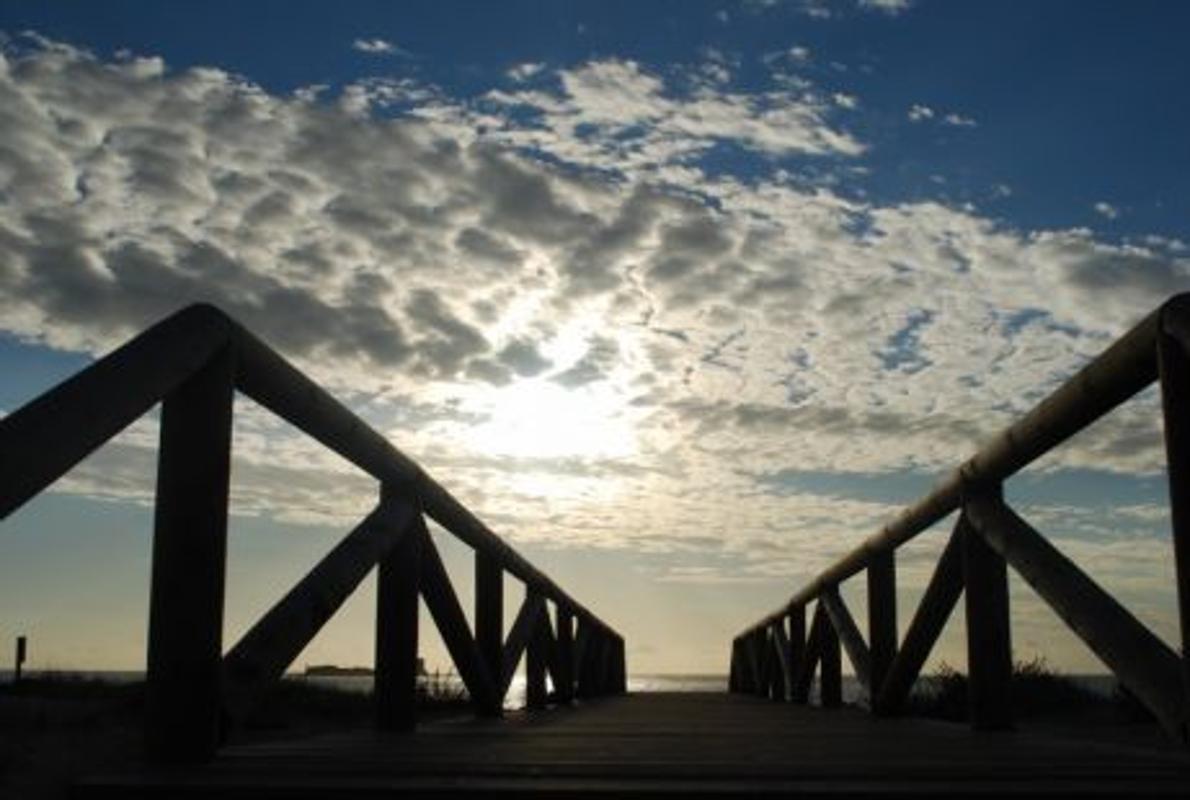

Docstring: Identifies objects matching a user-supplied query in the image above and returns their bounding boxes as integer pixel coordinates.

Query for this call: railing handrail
[732,292,1190,744]
[740,293,1188,638]
[1,303,626,762]
[0,303,616,637]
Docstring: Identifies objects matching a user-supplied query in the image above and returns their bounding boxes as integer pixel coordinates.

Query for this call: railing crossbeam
[222,501,416,707]
[965,495,1186,739]
[820,589,871,693]
[875,522,965,716]
[418,530,500,714]
[502,593,544,695]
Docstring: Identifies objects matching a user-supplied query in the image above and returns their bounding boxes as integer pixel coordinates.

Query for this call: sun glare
[469,379,637,461]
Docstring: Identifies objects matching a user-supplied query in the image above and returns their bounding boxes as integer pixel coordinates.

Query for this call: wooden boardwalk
[79,693,1189,797]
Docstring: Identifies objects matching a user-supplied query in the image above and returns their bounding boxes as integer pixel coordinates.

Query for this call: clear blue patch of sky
[0,333,90,412]
[877,308,933,373]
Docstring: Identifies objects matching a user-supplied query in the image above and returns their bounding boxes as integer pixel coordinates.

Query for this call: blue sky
[0,0,1186,676]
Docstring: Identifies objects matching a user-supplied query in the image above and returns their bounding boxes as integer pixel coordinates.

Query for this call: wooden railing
[731,293,1190,744]
[0,304,626,763]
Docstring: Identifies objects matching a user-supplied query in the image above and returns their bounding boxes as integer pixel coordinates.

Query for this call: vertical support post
[819,604,842,708]
[375,499,423,732]
[615,635,627,693]
[475,550,503,716]
[788,606,806,702]
[14,635,26,683]
[145,346,235,764]
[729,638,741,693]
[555,606,575,703]
[525,591,547,710]
[962,502,1013,731]
[769,626,787,701]
[867,548,898,704]
[1158,330,1190,706]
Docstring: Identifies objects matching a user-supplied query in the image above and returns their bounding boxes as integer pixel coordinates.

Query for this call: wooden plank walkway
[78,693,1189,797]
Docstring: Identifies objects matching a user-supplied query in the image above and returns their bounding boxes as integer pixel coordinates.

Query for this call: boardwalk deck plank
[78,693,1189,797]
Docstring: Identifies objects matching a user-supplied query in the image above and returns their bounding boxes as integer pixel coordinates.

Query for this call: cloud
[351,38,408,56]
[943,112,977,127]
[859,0,913,14]
[908,103,935,122]
[506,62,544,82]
[483,57,866,179]
[833,92,858,109]
[1,35,1186,598]
[1094,201,1120,220]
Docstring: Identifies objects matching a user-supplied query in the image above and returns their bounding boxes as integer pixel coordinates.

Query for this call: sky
[0,0,1187,680]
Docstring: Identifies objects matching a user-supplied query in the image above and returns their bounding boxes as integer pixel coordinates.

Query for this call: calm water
[0,670,1119,710]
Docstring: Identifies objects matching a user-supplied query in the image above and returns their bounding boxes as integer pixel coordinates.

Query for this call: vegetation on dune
[903,657,1155,724]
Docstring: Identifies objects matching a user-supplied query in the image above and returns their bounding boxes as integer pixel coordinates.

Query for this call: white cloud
[943,111,977,127]
[858,0,913,14]
[506,62,544,82]
[1,37,1185,599]
[832,92,858,109]
[1094,201,1120,220]
[351,37,406,56]
[907,103,934,121]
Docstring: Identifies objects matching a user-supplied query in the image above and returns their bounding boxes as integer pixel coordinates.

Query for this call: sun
[469,378,637,461]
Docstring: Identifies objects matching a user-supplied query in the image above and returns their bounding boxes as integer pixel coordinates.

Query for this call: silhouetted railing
[0,304,626,763]
[732,294,1190,744]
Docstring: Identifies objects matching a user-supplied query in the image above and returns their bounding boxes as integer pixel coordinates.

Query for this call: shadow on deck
[77,692,1189,797]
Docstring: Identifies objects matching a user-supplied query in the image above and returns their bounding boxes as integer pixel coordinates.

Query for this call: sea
[0,670,1121,711]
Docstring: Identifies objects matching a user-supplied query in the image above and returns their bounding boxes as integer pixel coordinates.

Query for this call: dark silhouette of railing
[0,304,626,764]
[732,294,1190,744]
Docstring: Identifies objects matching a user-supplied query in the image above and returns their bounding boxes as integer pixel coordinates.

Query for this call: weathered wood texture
[79,693,1190,798]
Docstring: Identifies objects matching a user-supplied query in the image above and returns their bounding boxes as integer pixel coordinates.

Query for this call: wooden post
[876,523,965,716]
[819,604,842,708]
[962,500,1013,731]
[475,550,503,716]
[1158,329,1190,717]
[555,607,574,703]
[788,606,805,700]
[614,635,627,693]
[729,638,741,693]
[145,345,235,764]
[966,495,1186,739]
[768,627,787,701]
[14,636,25,683]
[525,591,548,709]
[375,499,423,732]
[867,549,897,704]
[771,618,793,702]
